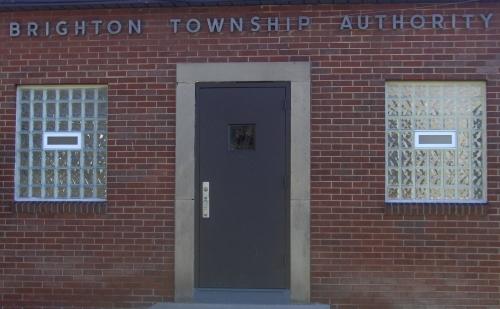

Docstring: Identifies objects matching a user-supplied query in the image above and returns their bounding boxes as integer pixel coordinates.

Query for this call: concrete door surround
[175,62,311,303]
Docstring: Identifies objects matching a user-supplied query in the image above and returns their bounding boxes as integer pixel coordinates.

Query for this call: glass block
[34,121,42,131]
[98,88,107,101]
[430,168,441,185]
[21,89,30,101]
[21,103,30,117]
[84,169,94,185]
[458,169,470,185]
[428,99,439,116]
[70,186,81,198]
[458,188,469,199]
[444,169,455,185]
[85,89,95,100]
[33,133,42,149]
[429,150,441,166]
[85,103,94,117]
[416,168,427,185]
[59,89,69,101]
[97,152,106,166]
[471,150,482,168]
[416,187,427,199]
[96,168,106,185]
[96,186,106,199]
[473,118,482,130]
[430,188,442,199]
[21,121,30,131]
[84,187,94,198]
[47,89,56,101]
[472,131,482,148]
[473,187,483,199]
[387,187,399,199]
[401,150,412,167]
[98,103,107,117]
[97,133,106,149]
[20,152,29,168]
[414,118,427,129]
[46,103,56,118]
[444,188,455,199]
[57,186,67,198]
[457,118,469,129]
[400,118,411,130]
[46,120,56,131]
[471,99,483,116]
[32,169,41,185]
[401,100,412,116]
[444,150,455,166]
[34,103,43,117]
[19,186,29,198]
[429,118,441,129]
[45,169,55,185]
[72,102,82,117]
[85,121,94,131]
[85,133,93,147]
[59,121,68,131]
[71,120,81,131]
[415,99,426,116]
[415,150,426,166]
[402,187,412,199]
[58,151,68,168]
[71,169,80,185]
[387,100,398,116]
[472,169,482,186]
[32,151,42,167]
[32,187,42,198]
[402,169,412,185]
[59,102,68,117]
[71,151,81,166]
[45,152,55,168]
[387,132,398,148]
[98,121,106,131]
[20,169,29,185]
[72,89,81,100]
[388,169,398,185]
[458,150,470,166]
[34,90,43,101]
[443,118,455,128]
[58,169,67,185]
[387,151,399,167]
[84,152,94,167]
[20,134,29,149]
[401,131,412,148]
[45,186,55,198]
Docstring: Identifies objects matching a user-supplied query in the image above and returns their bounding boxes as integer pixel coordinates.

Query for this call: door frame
[175,62,311,303]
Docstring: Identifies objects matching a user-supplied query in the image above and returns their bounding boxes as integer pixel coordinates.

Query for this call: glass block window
[385,82,486,203]
[16,86,107,201]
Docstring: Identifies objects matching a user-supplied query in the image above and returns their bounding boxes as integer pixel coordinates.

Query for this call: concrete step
[150,304,329,309]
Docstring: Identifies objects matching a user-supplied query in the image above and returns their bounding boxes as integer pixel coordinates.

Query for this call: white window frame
[414,130,456,149]
[43,132,82,150]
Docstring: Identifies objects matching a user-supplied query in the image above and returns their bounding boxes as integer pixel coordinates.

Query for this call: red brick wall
[1,2,499,308]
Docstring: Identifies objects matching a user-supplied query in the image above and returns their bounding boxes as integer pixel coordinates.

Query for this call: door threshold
[194,288,290,304]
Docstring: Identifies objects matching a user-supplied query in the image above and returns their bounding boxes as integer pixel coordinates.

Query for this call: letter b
[10,22,20,37]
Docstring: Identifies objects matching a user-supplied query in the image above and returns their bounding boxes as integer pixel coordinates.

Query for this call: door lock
[202,181,210,218]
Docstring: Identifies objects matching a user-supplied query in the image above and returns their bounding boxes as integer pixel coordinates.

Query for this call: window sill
[385,202,488,217]
[12,201,107,215]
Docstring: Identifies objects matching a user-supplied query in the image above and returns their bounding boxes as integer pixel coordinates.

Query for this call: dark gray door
[196,82,289,289]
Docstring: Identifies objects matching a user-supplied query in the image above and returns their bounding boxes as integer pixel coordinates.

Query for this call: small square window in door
[229,124,256,150]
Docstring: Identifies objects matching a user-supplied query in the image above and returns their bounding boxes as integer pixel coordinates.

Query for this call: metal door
[196,82,289,289]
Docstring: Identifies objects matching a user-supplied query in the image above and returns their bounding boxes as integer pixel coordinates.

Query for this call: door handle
[202,181,210,218]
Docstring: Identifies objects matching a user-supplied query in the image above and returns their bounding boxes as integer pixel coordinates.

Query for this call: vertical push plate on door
[202,182,210,218]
